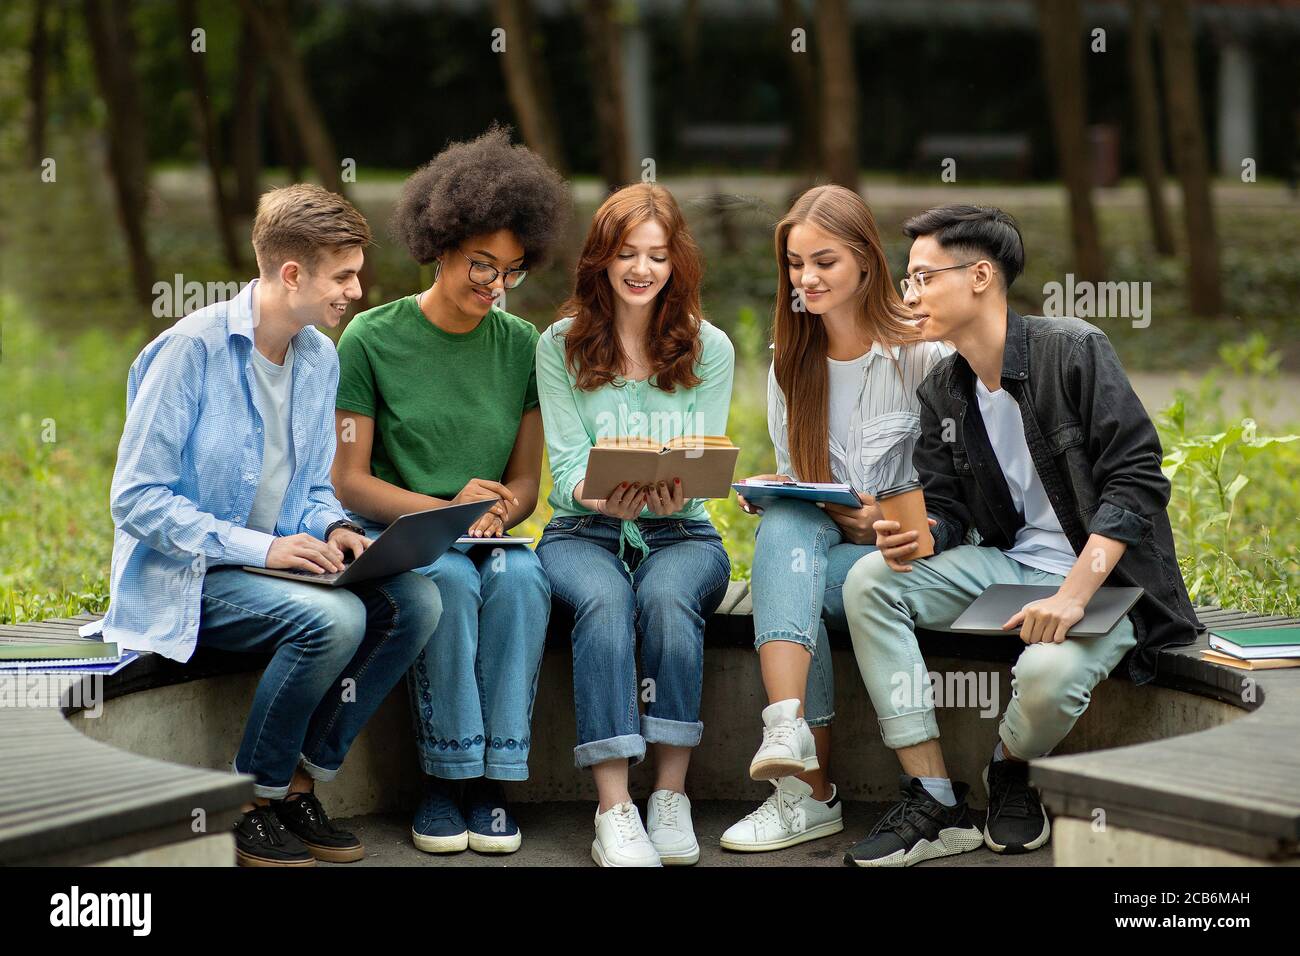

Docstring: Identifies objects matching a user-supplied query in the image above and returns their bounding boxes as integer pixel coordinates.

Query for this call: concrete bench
[2,587,1298,865]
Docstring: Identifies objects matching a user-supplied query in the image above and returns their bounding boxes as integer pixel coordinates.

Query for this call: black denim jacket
[913,307,1202,683]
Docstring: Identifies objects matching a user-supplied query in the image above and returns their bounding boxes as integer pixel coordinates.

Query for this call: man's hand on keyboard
[266,533,347,574]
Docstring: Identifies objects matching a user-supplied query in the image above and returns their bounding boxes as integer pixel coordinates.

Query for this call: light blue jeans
[535,514,732,769]
[354,516,551,781]
[844,545,1138,758]
[750,499,878,727]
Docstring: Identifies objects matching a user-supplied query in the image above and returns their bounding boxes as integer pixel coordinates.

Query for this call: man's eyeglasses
[458,248,528,289]
[899,261,979,297]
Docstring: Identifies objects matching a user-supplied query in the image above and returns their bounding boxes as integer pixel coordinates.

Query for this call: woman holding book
[721,184,951,853]
[332,128,570,856]
[534,182,735,867]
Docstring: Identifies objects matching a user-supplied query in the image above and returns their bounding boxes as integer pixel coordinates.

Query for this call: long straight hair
[558,182,704,392]
[773,185,921,483]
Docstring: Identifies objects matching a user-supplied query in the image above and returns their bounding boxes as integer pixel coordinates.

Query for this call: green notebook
[0,641,120,662]
[1208,626,1300,660]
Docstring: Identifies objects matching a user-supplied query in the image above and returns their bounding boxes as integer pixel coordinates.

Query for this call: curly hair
[390,124,571,268]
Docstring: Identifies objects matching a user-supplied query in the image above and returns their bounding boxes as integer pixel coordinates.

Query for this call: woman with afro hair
[332,126,570,857]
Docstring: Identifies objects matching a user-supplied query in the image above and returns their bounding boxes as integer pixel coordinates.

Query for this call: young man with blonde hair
[90,184,443,866]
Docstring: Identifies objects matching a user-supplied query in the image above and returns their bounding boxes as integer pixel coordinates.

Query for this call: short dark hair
[390,124,571,268]
[902,204,1025,289]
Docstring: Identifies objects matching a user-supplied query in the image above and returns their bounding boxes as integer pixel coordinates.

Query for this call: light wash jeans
[750,499,878,727]
[535,514,731,769]
[354,516,550,781]
[197,567,441,799]
[844,545,1138,758]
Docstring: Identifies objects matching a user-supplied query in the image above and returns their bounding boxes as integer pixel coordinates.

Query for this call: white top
[827,352,871,464]
[246,342,296,535]
[974,377,1077,576]
[768,339,952,496]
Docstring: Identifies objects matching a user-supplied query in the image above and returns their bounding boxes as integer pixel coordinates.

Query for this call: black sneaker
[843,775,983,867]
[234,806,315,867]
[274,792,365,863]
[982,758,1051,854]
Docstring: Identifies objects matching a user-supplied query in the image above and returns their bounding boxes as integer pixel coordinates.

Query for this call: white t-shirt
[246,342,296,535]
[974,377,1077,577]
[827,352,871,468]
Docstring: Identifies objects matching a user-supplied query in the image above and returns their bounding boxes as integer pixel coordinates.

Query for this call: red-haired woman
[722,185,951,854]
[535,183,735,867]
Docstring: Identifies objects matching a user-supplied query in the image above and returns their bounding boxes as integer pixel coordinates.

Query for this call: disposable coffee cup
[877,479,934,559]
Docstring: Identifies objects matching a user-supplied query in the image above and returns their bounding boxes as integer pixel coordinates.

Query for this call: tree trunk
[813,0,858,191]
[83,0,156,307]
[492,0,566,174]
[237,0,342,193]
[582,0,631,188]
[27,0,50,168]
[237,0,372,312]
[231,16,261,216]
[780,0,819,179]
[1158,0,1223,315]
[1036,0,1105,282]
[1128,0,1175,255]
[178,0,241,269]
[266,78,303,182]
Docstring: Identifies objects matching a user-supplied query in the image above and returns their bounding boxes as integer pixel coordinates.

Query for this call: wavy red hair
[558,183,703,392]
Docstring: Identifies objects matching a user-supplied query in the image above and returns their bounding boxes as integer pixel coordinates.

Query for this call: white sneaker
[646,789,700,866]
[591,801,662,867]
[748,698,818,780]
[720,776,844,852]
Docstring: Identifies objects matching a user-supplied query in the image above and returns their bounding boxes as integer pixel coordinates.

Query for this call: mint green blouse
[535,316,736,562]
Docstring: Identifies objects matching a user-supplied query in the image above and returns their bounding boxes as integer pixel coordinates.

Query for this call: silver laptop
[949,584,1144,637]
[243,500,494,587]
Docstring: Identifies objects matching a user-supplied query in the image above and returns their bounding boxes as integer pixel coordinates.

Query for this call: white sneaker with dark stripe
[721,776,844,852]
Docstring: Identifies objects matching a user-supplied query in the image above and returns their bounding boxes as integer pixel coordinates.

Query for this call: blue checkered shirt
[82,280,348,661]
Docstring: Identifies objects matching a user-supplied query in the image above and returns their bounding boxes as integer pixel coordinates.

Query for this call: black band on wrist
[325,519,366,540]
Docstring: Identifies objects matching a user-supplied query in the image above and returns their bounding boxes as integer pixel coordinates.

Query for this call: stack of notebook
[1202,626,1300,671]
[0,640,138,675]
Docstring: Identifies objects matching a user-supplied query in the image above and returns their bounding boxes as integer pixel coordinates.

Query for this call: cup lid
[877,479,922,499]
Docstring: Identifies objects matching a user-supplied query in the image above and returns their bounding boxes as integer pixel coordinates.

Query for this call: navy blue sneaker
[411,777,468,853]
[464,778,521,854]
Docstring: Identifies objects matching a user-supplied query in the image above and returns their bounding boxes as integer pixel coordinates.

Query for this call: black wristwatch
[324,519,367,541]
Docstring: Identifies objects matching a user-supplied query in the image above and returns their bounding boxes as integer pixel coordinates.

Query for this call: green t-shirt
[335,295,539,499]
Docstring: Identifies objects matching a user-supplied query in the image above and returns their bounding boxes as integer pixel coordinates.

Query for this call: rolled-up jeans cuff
[754,629,816,653]
[878,710,941,749]
[233,758,290,800]
[641,714,703,748]
[298,754,340,783]
[574,733,645,769]
[806,711,835,729]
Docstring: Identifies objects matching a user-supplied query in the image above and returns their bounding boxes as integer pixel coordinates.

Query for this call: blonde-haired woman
[723,185,950,853]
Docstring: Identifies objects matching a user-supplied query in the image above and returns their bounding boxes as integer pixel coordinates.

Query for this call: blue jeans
[353,517,551,780]
[845,546,1138,757]
[535,514,731,769]
[750,499,877,727]
[197,567,441,799]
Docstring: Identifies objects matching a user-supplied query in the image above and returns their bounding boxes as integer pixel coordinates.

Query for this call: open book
[582,435,740,500]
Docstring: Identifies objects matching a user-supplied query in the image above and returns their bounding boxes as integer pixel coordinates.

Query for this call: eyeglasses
[899,261,978,297]
[457,248,528,289]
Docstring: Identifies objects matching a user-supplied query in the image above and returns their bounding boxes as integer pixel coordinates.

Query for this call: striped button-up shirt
[81,280,348,661]
[768,339,953,495]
